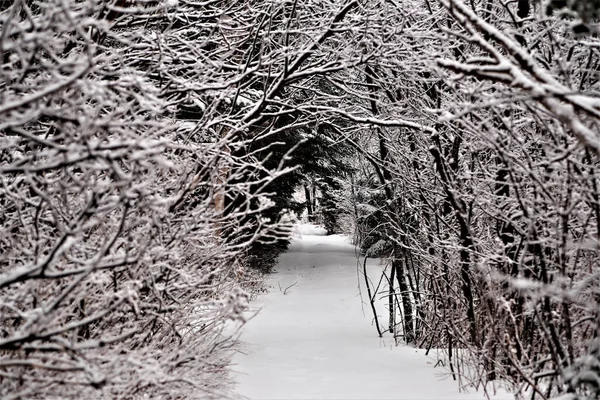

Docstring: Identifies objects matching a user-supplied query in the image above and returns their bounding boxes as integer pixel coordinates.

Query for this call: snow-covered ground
[232,225,513,400]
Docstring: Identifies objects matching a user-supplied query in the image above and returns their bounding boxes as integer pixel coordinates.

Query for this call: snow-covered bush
[0,1,287,398]
[339,0,600,398]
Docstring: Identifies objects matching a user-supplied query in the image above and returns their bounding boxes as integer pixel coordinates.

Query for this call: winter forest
[1,0,600,399]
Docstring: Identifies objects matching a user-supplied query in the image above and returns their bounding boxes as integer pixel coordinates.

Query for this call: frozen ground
[232,224,513,400]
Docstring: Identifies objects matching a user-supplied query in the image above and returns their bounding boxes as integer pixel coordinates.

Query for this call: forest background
[1,0,600,399]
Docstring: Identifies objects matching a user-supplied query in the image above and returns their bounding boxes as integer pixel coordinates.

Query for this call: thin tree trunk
[389,261,396,333]
[304,184,313,219]
[363,256,383,338]
[394,244,414,343]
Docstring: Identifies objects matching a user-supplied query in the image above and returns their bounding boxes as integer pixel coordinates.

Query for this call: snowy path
[232,225,511,400]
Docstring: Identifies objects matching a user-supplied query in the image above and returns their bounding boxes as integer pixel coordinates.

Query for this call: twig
[278,280,298,295]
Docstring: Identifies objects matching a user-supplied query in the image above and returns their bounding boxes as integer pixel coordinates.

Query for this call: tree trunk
[304,184,313,220]
[394,244,414,343]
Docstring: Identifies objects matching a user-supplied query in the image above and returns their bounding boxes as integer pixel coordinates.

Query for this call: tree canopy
[1,0,600,399]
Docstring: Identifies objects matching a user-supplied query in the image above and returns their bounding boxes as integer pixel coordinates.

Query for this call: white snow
[294,223,328,236]
[233,224,513,400]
